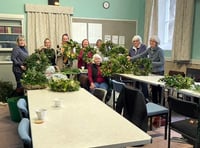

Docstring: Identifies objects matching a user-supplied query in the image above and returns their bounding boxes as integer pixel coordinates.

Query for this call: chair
[116,85,148,132]
[93,88,107,103]
[167,95,200,148]
[18,118,32,148]
[112,80,125,110]
[146,101,168,139]
[116,85,168,139]
[17,98,29,119]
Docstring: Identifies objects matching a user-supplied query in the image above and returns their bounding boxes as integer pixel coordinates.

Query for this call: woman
[88,54,108,92]
[77,39,93,69]
[11,35,29,90]
[129,35,165,103]
[40,38,56,66]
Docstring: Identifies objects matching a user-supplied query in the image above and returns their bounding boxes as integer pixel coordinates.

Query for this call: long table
[118,73,200,101]
[27,88,151,148]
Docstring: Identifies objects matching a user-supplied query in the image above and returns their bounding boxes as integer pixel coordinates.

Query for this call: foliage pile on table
[132,58,152,76]
[48,74,80,92]
[99,41,152,77]
[159,74,194,89]
[21,50,49,89]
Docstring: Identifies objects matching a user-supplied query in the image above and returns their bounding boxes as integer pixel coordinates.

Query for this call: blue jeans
[94,82,108,90]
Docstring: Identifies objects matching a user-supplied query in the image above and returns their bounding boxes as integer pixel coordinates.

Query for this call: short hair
[92,53,102,62]
[44,38,50,43]
[150,35,160,45]
[132,35,142,43]
[16,35,25,43]
[62,33,69,39]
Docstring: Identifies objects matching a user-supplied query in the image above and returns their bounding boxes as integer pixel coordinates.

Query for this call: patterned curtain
[25,4,73,54]
[172,0,194,61]
[143,0,158,46]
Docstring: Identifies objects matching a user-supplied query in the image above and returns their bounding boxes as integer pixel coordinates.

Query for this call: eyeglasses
[133,40,139,42]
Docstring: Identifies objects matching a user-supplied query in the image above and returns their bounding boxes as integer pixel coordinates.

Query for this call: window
[158,0,176,50]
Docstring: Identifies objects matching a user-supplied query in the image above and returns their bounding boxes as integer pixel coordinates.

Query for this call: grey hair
[150,35,160,45]
[132,35,142,43]
[16,35,25,43]
[92,53,102,62]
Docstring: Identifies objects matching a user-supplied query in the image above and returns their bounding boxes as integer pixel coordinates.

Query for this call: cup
[54,98,62,108]
[81,66,85,70]
[35,109,47,120]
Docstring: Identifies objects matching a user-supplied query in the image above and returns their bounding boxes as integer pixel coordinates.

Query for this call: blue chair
[17,98,29,118]
[112,80,125,110]
[146,102,168,139]
[18,118,32,148]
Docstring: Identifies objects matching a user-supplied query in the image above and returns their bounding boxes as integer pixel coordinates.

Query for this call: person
[96,39,103,49]
[77,39,93,69]
[57,33,70,70]
[11,35,29,92]
[128,35,165,104]
[39,38,56,66]
[127,35,149,99]
[88,54,108,92]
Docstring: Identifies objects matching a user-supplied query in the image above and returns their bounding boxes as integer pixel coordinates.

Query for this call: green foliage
[21,68,48,86]
[82,46,96,64]
[21,51,49,89]
[101,55,133,77]
[99,41,115,56]
[159,74,194,89]
[0,80,14,103]
[132,58,152,76]
[61,68,80,75]
[63,39,80,61]
[24,51,49,73]
[49,78,80,92]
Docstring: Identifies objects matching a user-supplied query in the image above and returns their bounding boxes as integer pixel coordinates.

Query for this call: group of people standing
[127,35,165,104]
[11,33,164,104]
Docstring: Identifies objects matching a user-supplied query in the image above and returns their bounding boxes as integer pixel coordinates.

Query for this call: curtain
[172,0,194,61]
[25,4,73,54]
[143,0,158,46]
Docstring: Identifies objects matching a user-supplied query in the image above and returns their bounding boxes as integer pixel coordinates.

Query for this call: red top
[88,64,105,84]
[77,49,93,69]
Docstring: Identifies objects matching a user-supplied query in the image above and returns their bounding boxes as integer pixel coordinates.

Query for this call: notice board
[72,18,137,49]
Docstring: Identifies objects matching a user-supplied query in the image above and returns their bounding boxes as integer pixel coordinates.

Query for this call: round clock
[103,1,110,9]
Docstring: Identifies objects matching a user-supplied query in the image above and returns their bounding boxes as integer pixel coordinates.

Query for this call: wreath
[132,58,152,76]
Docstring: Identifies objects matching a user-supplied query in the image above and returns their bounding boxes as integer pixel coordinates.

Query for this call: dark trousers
[135,81,149,99]
[151,71,164,104]
[14,72,23,88]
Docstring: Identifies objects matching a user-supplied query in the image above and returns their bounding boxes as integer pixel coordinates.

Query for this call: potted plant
[0,80,14,103]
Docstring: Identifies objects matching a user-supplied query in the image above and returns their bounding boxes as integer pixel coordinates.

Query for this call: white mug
[54,98,62,107]
[35,109,47,120]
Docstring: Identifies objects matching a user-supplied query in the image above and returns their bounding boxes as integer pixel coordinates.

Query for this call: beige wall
[165,59,200,75]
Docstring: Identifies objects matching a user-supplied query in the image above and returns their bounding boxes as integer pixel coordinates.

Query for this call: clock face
[103,1,110,9]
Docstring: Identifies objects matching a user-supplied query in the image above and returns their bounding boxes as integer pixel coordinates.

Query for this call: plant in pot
[0,80,14,103]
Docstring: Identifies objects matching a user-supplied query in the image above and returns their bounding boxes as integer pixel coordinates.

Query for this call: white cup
[54,98,62,108]
[81,66,85,70]
[35,109,47,120]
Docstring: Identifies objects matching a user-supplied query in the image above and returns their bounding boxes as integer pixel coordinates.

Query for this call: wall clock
[103,1,110,9]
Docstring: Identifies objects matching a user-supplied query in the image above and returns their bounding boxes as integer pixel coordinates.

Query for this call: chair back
[93,88,107,102]
[112,80,125,93]
[18,118,32,148]
[116,85,148,132]
[168,96,199,118]
[17,98,29,118]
